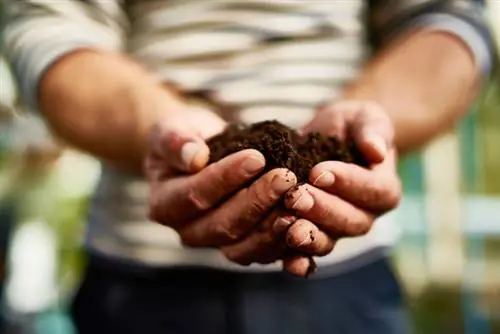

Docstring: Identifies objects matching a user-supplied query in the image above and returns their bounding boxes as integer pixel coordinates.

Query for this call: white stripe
[261,63,360,84]
[16,0,125,32]
[119,222,182,246]
[309,1,363,12]
[134,2,223,30]
[221,10,320,35]
[134,30,259,61]
[216,83,336,106]
[422,132,465,285]
[259,37,367,62]
[0,57,18,109]
[325,16,364,35]
[238,105,316,129]
[140,8,321,35]
[7,17,121,50]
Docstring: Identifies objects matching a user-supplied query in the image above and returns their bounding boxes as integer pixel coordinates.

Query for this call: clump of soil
[206,120,367,181]
[206,120,368,277]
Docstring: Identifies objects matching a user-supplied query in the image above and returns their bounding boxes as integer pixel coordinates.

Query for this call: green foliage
[473,77,500,194]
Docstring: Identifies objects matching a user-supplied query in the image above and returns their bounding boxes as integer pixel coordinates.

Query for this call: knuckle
[387,180,402,208]
[249,184,272,214]
[346,216,373,236]
[237,188,267,224]
[256,229,277,248]
[370,187,388,207]
[375,178,402,212]
[357,178,391,209]
[333,214,355,236]
[203,163,228,185]
[366,176,385,195]
[202,161,248,197]
[315,202,333,223]
[187,189,213,211]
[261,231,275,245]
[287,221,312,247]
[179,231,202,248]
[211,221,242,243]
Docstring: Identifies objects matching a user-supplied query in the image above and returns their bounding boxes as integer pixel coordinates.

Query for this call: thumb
[176,136,210,173]
[150,116,210,174]
[350,103,394,164]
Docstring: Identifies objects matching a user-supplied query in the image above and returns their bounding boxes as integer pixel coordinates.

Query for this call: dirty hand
[280,100,402,276]
[145,108,298,265]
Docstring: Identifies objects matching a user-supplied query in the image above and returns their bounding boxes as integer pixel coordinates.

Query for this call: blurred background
[0,2,499,334]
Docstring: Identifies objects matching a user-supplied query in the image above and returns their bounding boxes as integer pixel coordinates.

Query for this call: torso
[87,0,399,272]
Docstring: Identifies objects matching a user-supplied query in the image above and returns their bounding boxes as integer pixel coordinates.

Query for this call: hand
[280,101,402,276]
[145,108,301,266]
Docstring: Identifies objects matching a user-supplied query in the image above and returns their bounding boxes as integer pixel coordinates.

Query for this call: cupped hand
[145,108,311,268]
[280,101,402,276]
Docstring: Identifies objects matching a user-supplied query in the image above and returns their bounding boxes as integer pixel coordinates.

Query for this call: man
[3,0,495,333]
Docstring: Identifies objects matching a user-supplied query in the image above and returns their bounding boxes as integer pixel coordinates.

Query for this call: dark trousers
[71,256,411,334]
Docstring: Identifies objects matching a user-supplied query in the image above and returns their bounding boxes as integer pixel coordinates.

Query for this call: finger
[300,106,347,139]
[284,184,375,237]
[302,100,375,138]
[148,149,265,225]
[283,255,317,277]
[149,118,207,173]
[273,215,297,234]
[286,219,335,256]
[179,169,297,247]
[151,111,226,173]
[310,155,401,213]
[188,149,268,209]
[349,103,394,163]
[220,213,296,266]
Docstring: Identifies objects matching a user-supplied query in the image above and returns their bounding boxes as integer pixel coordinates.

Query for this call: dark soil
[206,120,368,277]
[206,120,368,182]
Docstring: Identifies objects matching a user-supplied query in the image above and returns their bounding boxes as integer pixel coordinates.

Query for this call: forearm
[344,30,481,154]
[39,49,185,172]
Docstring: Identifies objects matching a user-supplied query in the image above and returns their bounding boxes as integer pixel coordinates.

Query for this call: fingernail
[313,171,335,187]
[272,173,297,195]
[296,231,313,247]
[242,155,265,175]
[365,133,387,157]
[291,186,314,211]
[181,142,201,169]
[273,216,296,234]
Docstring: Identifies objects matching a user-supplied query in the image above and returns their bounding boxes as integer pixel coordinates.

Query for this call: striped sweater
[3,0,494,275]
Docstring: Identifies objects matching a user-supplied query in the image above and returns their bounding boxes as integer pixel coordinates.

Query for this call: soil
[206,120,369,277]
[206,120,368,182]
